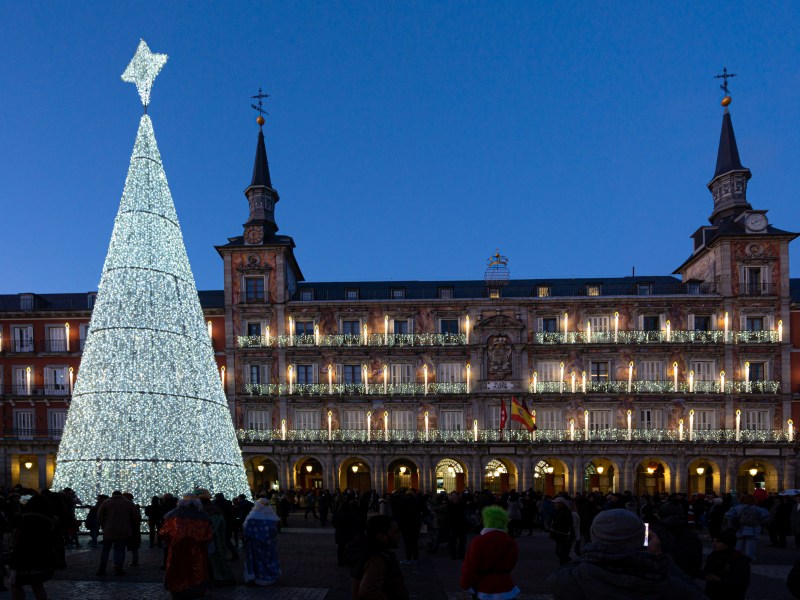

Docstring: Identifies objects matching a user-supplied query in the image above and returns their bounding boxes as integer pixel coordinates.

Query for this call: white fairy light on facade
[53,40,249,502]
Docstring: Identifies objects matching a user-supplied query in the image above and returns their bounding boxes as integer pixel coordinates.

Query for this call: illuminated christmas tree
[53,40,249,501]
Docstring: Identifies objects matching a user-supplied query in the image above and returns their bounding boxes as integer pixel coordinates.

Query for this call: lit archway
[687,458,721,495]
[635,457,672,496]
[533,458,568,496]
[736,459,778,494]
[386,458,419,492]
[435,458,465,492]
[584,458,617,494]
[294,458,323,491]
[340,457,372,492]
[249,457,279,493]
[483,458,518,494]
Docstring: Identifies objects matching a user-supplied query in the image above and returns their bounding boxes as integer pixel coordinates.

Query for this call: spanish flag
[511,396,537,432]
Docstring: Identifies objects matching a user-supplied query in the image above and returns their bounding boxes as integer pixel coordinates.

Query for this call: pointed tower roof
[250,128,273,189]
[713,110,747,179]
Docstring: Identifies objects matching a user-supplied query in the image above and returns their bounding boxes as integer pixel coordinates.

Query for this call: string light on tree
[53,40,249,502]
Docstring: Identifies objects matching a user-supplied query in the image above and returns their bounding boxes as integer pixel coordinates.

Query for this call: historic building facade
[1,98,798,497]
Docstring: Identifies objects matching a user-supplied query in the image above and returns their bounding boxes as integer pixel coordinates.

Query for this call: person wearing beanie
[547,508,705,600]
[460,506,520,600]
[700,530,750,600]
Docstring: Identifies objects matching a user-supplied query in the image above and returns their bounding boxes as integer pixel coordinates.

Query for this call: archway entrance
[341,458,371,492]
[533,459,566,496]
[387,459,418,492]
[435,458,465,492]
[483,459,517,494]
[296,458,323,490]
[687,459,718,495]
[251,458,279,493]
[737,460,777,495]
[635,459,667,496]
[584,460,615,494]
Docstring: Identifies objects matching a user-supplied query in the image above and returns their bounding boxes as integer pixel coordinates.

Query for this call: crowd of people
[0,483,798,600]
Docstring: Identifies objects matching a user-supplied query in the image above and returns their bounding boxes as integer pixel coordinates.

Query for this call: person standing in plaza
[460,505,520,600]
[549,497,574,565]
[700,530,750,600]
[8,494,58,600]
[159,494,214,599]
[790,495,800,548]
[348,514,409,600]
[197,489,235,587]
[395,490,422,565]
[725,494,769,562]
[96,490,138,576]
[122,493,142,566]
[145,496,162,548]
[242,498,281,586]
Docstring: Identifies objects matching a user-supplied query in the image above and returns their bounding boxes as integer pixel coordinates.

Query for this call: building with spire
[0,90,797,497]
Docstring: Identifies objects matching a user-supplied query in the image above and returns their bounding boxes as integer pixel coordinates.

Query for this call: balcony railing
[739,283,775,297]
[237,292,268,304]
[242,382,468,396]
[534,330,777,345]
[2,429,64,441]
[238,332,468,349]
[3,385,70,396]
[237,427,793,444]
[529,380,780,394]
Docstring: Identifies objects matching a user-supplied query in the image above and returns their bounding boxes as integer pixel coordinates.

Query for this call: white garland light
[53,41,249,502]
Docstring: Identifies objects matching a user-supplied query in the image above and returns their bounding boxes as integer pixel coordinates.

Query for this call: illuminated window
[590,361,609,381]
[586,284,601,296]
[488,289,500,299]
[537,286,551,298]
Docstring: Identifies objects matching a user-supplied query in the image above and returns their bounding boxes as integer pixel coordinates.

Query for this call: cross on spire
[251,87,269,119]
[714,67,737,96]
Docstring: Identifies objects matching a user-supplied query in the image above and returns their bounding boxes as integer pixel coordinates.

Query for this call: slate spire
[244,119,280,236]
[713,111,746,179]
[707,100,751,224]
[250,128,273,188]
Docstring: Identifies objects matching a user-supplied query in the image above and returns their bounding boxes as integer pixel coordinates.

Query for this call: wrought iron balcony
[534,330,777,345]
[528,380,780,394]
[237,332,467,349]
[739,283,775,297]
[236,427,793,444]
[3,385,71,396]
[242,382,468,397]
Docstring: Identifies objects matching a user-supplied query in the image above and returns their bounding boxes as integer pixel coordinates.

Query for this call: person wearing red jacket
[460,505,520,600]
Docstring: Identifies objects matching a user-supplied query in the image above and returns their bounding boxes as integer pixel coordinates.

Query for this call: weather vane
[251,87,269,127]
[714,67,737,96]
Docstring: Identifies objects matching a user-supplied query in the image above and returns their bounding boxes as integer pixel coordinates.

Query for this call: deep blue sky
[2,2,798,293]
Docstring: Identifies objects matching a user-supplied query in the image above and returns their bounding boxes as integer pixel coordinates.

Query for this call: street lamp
[749,467,758,477]
[546,466,554,475]
[23,461,33,470]
[696,467,705,476]
[351,465,359,473]
[306,464,313,473]
[399,466,407,475]
[596,466,604,475]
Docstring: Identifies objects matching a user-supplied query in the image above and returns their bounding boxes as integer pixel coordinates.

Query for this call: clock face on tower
[244,226,264,245]
[745,213,767,233]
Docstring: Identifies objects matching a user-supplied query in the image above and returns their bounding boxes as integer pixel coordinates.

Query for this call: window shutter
[659,314,666,330]
[536,317,543,332]
[335,364,342,383]
[687,314,695,331]
[711,313,718,331]
[637,315,643,330]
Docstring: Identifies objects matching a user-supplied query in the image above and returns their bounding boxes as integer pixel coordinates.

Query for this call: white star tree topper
[121,40,168,108]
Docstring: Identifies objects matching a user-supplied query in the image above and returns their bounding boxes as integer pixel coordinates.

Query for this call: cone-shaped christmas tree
[53,41,249,501]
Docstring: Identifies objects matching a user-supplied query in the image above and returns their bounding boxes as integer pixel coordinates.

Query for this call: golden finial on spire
[714,67,736,108]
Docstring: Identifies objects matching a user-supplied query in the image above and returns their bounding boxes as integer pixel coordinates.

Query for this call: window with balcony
[487,405,502,430]
[247,409,272,430]
[345,289,359,301]
[537,409,561,430]
[642,316,660,332]
[390,364,413,384]
[12,326,34,353]
[539,317,558,333]
[392,410,415,431]
[295,409,320,430]
[744,409,768,430]
[246,322,262,336]
[14,410,35,439]
[12,366,31,395]
[537,285,551,298]
[436,363,462,383]
[295,365,314,385]
[639,360,663,381]
[690,360,715,381]
[694,409,716,430]
[393,319,409,335]
[588,316,610,332]
[439,318,459,335]
[341,320,361,335]
[638,408,664,430]
[341,364,362,385]
[440,410,464,431]
[49,410,68,439]
[44,367,68,395]
[742,266,768,296]
[747,361,766,381]
[244,277,265,303]
[247,365,264,385]
[589,410,612,431]
[342,410,365,431]
[79,323,90,351]
[590,361,609,382]
[586,284,601,297]
[745,317,764,332]
[537,361,561,381]
[46,326,67,352]
[693,315,712,331]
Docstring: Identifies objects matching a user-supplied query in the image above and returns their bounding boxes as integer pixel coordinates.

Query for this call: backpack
[739,506,761,526]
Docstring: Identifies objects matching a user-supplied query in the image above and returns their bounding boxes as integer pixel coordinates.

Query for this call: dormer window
[537,285,551,298]
[19,294,33,311]
[637,284,653,295]
[345,289,359,301]
[586,284,601,297]
[390,288,405,300]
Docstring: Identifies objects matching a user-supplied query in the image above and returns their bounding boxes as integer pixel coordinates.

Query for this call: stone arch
[532,457,570,496]
[386,457,420,492]
[634,456,674,496]
[734,457,780,494]
[685,457,723,495]
[338,456,375,492]
[434,457,467,493]
[245,456,281,493]
[292,456,326,491]
[582,457,622,494]
[482,457,519,494]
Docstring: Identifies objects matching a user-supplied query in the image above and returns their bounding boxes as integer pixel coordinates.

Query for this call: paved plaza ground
[11,515,797,600]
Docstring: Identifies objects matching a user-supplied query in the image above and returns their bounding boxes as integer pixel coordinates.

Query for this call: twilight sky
[2,2,798,293]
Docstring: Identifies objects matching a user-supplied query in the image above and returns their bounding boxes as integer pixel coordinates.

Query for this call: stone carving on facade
[487,335,512,380]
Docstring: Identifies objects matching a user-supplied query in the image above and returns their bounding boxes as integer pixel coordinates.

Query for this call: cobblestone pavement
[10,514,798,600]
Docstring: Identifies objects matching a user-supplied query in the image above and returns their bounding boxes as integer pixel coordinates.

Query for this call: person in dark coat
[123,493,142,566]
[145,496,162,548]
[650,500,703,579]
[700,530,750,600]
[549,497,574,565]
[333,498,366,567]
[347,515,409,600]
[8,495,59,600]
[394,491,423,564]
[97,490,138,576]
